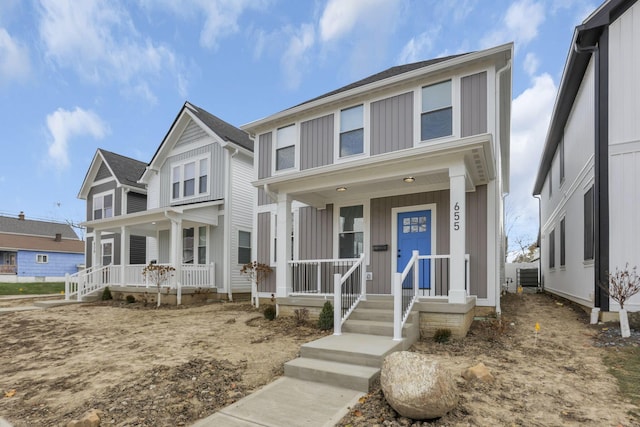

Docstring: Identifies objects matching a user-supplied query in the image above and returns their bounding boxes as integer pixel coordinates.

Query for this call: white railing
[333,254,366,336]
[392,253,471,341]
[65,263,216,301]
[289,258,362,295]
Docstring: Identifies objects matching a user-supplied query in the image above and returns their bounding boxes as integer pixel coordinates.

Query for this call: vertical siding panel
[371,92,413,156]
[298,205,333,259]
[257,212,276,293]
[461,72,487,137]
[301,114,334,170]
[466,185,487,298]
[258,132,272,179]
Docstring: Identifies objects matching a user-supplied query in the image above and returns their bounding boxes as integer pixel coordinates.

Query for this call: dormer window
[276,124,296,171]
[172,155,209,201]
[93,191,113,220]
[340,105,364,157]
[421,80,452,140]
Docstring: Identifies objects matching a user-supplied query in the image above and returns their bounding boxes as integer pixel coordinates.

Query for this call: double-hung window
[36,254,48,263]
[339,205,364,259]
[560,218,566,267]
[421,80,452,141]
[93,192,113,220]
[584,186,594,260]
[172,157,209,201]
[340,105,364,157]
[549,228,555,269]
[238,230,251,264]
[276,125,296,171]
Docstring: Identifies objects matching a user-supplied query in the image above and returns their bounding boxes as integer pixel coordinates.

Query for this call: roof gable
[0,214,79,239]
[78,149,147,199]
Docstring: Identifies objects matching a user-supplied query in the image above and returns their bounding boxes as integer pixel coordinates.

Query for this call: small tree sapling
[240,261,273,308]
[600,263,640,338]
[142,263,176,308]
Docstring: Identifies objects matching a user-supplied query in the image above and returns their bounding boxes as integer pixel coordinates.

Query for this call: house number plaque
[453,202,461,231]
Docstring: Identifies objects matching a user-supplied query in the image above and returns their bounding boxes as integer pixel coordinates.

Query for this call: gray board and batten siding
[96,161,112,181]
[256,188,487,296]
[256,70,488,179]
[127,192,147,214]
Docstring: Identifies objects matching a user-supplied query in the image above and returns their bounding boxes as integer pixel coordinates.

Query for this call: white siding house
[534,0,640,313]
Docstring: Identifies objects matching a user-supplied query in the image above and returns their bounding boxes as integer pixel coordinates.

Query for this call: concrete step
[299,333,404,367]
[357,299,394,310]
[342,318,418,338]
[349,308,418,323]
[284,357,380,392]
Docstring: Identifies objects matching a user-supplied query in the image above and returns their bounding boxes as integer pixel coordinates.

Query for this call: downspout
[574,35,609,311]
[494,58,511,316]
[224,147,240,302]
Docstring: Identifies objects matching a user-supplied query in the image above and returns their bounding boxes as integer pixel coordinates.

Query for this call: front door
[397,210,431,289]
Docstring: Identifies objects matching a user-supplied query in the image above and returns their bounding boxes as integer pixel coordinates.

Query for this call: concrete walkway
[0,295,79,314]
[191,377,363,427]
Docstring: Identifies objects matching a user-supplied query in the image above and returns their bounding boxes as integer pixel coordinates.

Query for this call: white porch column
[120,226,129,285]
[276,193,292,298]
[94,231,102,268]
[449,164,467,304]
[170,218,183,304]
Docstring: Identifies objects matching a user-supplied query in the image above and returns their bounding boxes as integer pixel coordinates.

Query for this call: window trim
[273,123,298,173]
[170,154,210,202]
[36,254,49,264]
[419,79,454,142]
[336,104,367,161]
[584,185,594,261]
[92,190,115,220]
[333,200,369,261]
[549,228,555,270]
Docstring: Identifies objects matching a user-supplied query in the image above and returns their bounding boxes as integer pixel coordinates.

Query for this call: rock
[66,409,103,427]
[380,351,459,420]
[462,362,495,383]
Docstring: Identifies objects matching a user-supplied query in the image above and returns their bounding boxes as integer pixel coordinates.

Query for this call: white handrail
[333,253,366,336]
[394,250,419,341]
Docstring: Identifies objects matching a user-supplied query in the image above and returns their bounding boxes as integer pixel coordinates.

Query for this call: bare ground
[1,292,639,426]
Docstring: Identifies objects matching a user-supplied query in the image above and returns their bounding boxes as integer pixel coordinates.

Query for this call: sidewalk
[191,377,363,427]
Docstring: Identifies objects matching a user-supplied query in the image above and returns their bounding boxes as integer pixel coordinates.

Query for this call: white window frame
[171,154,211,202]
[335,104,367,161]
[269,209,299,266]
[333,200,369,262]
[273,123,298,173]
[197,225,208,265]
[36,254,49,264]
[101,238,114,266]
[92,190,115,220]
[237,229,252,265]
[415,78,459,146]
[420,79,454,142]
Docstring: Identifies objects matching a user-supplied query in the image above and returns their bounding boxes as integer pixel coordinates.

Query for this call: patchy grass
[603,346,640,414]
[0,282,65,295]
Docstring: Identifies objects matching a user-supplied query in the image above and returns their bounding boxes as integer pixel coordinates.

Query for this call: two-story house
[243,43,513,338]
[533,0,640,317]
[73,102,254,303]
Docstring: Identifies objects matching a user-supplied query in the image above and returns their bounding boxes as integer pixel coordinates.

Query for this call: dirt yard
[1,292,639,426]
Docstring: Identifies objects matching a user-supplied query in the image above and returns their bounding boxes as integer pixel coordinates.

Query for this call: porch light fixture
[336,186,347,192]
[403,177,416,183]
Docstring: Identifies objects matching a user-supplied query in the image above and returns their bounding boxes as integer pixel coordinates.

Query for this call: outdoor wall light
[403,177,416,183]
[336,186,347,192]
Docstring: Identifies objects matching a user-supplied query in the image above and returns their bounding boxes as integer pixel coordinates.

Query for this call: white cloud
[397,27,441,64]
[281,23,316,90]
[319,0,399,43]
[509,73,557,241]
[481,0,545,49]
[38,0,184,98]
[0,28,30,84]
[523,52,540,76]
[46,107,108,170]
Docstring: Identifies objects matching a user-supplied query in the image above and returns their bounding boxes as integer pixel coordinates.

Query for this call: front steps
[284,296,419,392]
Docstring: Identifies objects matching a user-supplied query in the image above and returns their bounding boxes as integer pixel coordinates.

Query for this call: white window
[339,205,364,259]
[198,226,207,264]
[340,105,364,157]
[238,230,252,265]
[93,192,114,220]
[276,124,296,171]
[421,80,452,141]
[171,156,209,201]
[183,228,194,264]
[36,254,48,263]
[102,241,113,266]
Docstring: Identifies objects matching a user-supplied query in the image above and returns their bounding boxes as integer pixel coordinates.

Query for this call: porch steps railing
[284,295,418,392]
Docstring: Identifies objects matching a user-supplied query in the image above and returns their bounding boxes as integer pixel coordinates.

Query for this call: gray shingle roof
[0,214,79,239]
[291,53,470,109]
[185,102,253,152]
[98,149,147,189]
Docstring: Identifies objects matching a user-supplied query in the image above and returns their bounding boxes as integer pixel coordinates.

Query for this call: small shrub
[101,286,113,301]
[263,304,277,320]
[294,307,309,326]
[318,301,334,331]
[125,295,136,304]
[433,328,452,343]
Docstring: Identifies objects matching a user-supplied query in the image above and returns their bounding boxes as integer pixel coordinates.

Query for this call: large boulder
[380,351,459,420]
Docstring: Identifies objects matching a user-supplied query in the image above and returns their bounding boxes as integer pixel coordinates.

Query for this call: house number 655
[453,202,460,231]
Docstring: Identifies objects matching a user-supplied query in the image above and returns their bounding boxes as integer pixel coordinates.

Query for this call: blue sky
[0,0,597,255]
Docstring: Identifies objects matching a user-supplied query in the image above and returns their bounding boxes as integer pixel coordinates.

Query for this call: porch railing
[393,253,470,341]
[332,253,366,336]
[65,263,216,301]
[289,258,362,295]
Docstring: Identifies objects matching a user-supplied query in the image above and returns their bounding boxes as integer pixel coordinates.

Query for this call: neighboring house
[75,102,254,301]
[243,43,512,335]
[533,0,640,314]
[0,212,84,282]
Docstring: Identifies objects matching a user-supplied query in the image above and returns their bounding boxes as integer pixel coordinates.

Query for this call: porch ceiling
[260,134,495,208]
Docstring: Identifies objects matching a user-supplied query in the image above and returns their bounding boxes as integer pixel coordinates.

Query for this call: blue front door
[397,210,431,289]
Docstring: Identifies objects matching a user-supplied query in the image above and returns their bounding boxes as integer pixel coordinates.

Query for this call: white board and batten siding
[608,2,640,310]
[541,57,595,307]
[230,153,255,292]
